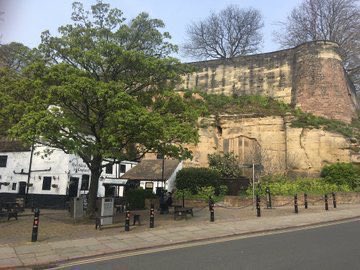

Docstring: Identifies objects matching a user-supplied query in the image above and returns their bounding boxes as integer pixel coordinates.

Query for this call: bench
[174,207,193,220]
[95,214,115,230]
[0,205,18,221]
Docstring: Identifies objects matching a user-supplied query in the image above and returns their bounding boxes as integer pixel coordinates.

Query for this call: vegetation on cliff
[184,90,360,141]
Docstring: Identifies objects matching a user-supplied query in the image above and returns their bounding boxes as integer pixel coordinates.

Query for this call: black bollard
[324,194,329,211]
[125,210,130,231]
[332,192,337,208]
[304,193,308,209]
[31,208,40,242]
[266,187,272,209]
[209,197,215,222]
[294,194,298,214]
[150,204,155,228]
[256,195,261,217]
[182,191,185,208]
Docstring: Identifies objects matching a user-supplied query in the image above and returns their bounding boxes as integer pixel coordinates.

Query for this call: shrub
[125,188,156,210]
[321,163,360,189]
[196,186,216,200]
[175,167,221,193]
[208,152,243,178]
[246,178,351,196]
[173,186,227,202]
[218,185,229,196]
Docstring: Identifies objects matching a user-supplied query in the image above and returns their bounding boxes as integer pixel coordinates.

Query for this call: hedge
[175,167,221,194]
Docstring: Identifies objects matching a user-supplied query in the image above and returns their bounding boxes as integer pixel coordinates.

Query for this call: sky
[0,0,303,62]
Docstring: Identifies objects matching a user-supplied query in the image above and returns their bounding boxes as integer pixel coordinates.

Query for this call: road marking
[48,218,360,269]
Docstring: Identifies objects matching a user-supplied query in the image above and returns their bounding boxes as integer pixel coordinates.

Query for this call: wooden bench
[174,207,193,220]
[0,204,18,221]
[95,214,115,230]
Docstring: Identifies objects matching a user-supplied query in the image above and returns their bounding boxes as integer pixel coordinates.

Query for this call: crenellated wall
[179,41,358,123]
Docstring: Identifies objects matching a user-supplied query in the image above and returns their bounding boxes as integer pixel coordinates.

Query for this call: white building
[120,159,182,194]
[0,141,137,208]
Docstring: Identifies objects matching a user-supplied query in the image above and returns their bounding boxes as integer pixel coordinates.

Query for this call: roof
[0,140,30,152]
[120,159,181,181]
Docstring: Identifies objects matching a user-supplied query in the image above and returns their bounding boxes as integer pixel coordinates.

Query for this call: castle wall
[179,41,358,123]
[292,42,357,123]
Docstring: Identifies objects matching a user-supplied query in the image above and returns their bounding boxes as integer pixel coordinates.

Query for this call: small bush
[125,188,156,210]
[175,167,221,193]
[321,163,360,189]
[196,186,216,200]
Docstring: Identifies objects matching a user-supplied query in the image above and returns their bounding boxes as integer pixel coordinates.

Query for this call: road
[56,220,360,270]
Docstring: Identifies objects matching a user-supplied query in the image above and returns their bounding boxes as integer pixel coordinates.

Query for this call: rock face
[184,115,354,176]
[179,41,358,123]
[177,41,359,175]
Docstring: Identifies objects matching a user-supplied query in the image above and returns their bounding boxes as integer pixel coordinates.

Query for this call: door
[18,182,26,195]
[68,177,79,197]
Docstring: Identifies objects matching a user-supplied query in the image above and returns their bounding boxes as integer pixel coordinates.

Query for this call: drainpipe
[26,144,35,205]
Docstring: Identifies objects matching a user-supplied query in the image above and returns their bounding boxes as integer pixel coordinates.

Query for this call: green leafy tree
[0,42,41,71]
[0,43,42,137]
[208,152,243,178]
[2,1,200,216]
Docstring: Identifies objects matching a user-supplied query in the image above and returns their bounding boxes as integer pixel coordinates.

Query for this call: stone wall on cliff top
[178,41,358,124]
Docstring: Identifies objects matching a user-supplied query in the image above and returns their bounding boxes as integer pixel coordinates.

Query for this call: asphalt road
[58,220,360,270]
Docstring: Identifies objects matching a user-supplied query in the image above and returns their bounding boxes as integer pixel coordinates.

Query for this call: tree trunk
[86,156,102,217]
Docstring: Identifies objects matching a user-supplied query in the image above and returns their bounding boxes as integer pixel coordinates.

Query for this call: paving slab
[0,204,359,268]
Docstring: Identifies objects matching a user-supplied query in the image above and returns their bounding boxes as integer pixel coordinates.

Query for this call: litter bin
[99,197,114,226]
[70,197,84,219]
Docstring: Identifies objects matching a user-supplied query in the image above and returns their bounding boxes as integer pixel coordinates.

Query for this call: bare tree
[274,0,360,92]
[183,5,263,60]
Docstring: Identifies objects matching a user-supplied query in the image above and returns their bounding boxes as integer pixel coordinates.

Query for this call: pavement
[0,202,359,269]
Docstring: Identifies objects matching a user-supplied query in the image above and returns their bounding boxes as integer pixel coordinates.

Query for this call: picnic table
[0,202,19,221]
[173,207,193,220]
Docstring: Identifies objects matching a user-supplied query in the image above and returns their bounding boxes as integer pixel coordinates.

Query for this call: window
[42,177,52,190]
[105,163,113,174]
[145,182,153,190]
[12,183,17,190]
[81,175,90,190]
[0,156,7,167]
[120,164,126,173]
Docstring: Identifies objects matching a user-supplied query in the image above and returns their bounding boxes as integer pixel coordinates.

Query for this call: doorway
[69,177,79,197]
[18,182,27,195]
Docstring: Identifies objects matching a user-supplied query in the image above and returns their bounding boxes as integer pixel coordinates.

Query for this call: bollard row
[119,192,338,232]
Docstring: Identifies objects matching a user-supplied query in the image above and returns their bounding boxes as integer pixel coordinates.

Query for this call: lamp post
[161,156,165,190]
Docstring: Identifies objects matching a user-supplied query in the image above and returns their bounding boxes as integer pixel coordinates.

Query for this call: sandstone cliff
[178,41,359,176]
